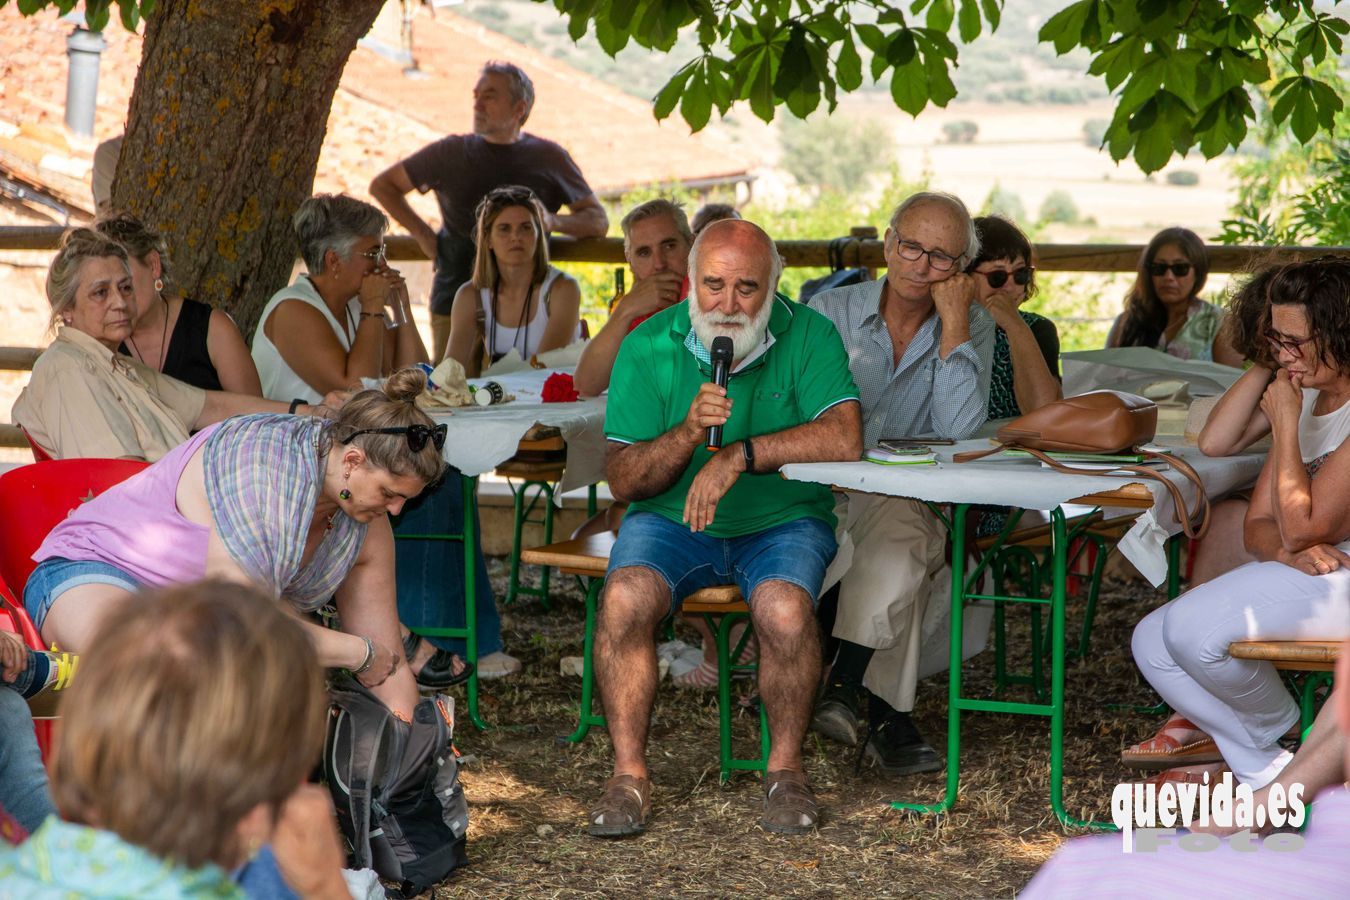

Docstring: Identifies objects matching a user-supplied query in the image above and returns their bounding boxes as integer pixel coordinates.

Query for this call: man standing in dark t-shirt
[370,61,608,361]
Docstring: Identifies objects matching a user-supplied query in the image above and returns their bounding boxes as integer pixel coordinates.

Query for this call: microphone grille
[711,335,734,360]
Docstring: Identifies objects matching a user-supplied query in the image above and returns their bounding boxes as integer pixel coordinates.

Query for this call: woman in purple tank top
[26,369,445,717]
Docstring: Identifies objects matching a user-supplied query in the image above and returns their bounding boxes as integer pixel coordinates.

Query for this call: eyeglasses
[357,244,387,262]
[341,424,447,453]
[894,238,959,272]
[1148,262,1192,278]
[978,267,1034,289]
[1266,331,1314,359]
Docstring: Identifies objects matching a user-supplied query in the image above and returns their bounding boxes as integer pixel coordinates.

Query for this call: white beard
[688,294,773,362]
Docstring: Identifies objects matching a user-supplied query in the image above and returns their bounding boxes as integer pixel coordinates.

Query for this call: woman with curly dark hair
[1123,257,1350,789]
[1106,226,1243,366]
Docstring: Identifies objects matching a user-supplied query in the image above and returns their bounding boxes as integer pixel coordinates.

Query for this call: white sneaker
[476,651,522,680]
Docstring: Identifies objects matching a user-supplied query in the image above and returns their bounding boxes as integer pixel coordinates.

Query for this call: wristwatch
[742,437,756,474]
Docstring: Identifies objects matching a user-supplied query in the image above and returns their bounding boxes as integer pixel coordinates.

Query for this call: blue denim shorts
[23,557,140,632]
[607,511,837,615]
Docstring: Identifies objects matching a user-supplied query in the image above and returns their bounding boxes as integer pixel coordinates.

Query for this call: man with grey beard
[589,219,862,838]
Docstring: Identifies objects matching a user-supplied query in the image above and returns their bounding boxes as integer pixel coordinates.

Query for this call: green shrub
[1165,170,1200,187]
[1038,190,1080,225]
[941,120,979,144]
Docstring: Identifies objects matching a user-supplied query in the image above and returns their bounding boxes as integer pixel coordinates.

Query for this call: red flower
[541,372,579,403]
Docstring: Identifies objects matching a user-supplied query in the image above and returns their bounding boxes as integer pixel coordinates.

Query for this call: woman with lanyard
[443,185,581,373]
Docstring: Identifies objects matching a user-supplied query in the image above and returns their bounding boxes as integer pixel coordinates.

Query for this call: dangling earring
[339,469,352,501]
[153,277,164,293]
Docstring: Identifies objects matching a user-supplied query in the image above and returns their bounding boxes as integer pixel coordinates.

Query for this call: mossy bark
[110,0,384,336]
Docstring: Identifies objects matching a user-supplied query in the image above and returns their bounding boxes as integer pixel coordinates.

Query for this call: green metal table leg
[1048,507,1114,830]
[1167,534,1183,600]
[893,503,968,815]
[586,483,598,517]
[562,577,606,742]
[405,474,487,730]
[504,479,557,609]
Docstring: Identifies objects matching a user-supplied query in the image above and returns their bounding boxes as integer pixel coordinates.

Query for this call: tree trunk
[110,0,385,336]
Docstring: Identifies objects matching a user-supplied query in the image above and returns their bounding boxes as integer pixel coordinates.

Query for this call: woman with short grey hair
[251,193,429,405]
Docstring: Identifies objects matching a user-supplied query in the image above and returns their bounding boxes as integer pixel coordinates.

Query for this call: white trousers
[1132,559,1350,786]
[824,493,946,712]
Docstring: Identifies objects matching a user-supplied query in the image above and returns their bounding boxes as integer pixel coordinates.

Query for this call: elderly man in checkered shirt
[807,191,996,777]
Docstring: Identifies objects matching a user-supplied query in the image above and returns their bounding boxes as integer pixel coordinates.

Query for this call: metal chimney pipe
[65,26,108,137]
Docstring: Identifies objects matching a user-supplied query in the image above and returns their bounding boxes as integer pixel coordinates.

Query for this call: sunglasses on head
[341,423,447,453]
[1148,262,1192,278]
[979,267,1034,289]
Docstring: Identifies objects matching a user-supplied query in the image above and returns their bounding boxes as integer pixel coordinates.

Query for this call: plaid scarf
[204,414,366,610]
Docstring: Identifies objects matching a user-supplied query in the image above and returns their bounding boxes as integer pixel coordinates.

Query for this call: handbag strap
[953,443,1211,540]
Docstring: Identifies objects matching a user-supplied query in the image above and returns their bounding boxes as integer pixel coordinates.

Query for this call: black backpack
[323,673,469,897]
[798,236,870,305]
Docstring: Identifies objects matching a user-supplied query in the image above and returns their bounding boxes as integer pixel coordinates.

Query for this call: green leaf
[608,0,641,31]
[16,0,47,15]
[1039,0,1092,54]
[118,0,139,31]
[981,0,1001,31]
[836,33,862,91]
[1161,49,1205,111]
[925,50,957,106]
[1308,78,1345,127]
[856,24,887,53]
[680,72,714,131]
[741,42,781,123]
[925,0,953,32]
[886,30,917,68]
[84,0,111,31]
[1116,57,1165,116]
[1133,119,1175,173]
[653,63,695,120]
[890,58,928,116]
[594,15,631,56]
[957,0,981,43]
[805,15,846,43]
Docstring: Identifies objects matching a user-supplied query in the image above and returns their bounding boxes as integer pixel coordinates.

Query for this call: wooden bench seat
[521,533,760,778]
[1229,640,1341,672]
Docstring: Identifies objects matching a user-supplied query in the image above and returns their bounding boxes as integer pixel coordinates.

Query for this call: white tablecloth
[782,437,1265,586]
[425,368,607,493]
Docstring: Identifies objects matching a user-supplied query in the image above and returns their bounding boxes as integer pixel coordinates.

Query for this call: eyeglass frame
[341,423,447,453]
[892,236,961,272]
[1265,330,1316,359]
[977,266,1035,289]
[355,242,387,262]
[1148,261,1192,278]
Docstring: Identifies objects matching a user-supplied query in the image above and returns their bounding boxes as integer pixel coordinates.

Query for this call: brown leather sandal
[587,774,651,838]
[762,769,819,835]
[1121,715,1223,770]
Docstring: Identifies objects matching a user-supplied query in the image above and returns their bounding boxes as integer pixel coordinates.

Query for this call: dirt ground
[427,557,1178,899]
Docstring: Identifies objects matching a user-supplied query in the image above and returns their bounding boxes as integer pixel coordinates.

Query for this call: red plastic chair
[0,459,148,758]
[0,458,149,596]
[20,428,52,463]
[0,578,54,756]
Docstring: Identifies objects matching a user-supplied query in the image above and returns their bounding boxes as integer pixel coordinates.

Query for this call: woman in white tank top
[444,186,582,375]
[1125,258,1350,788]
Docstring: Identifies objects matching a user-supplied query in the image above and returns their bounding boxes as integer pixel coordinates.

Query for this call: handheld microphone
[706,335,734,451]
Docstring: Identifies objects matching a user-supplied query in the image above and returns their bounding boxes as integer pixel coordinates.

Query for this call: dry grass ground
[426,558,1177,899]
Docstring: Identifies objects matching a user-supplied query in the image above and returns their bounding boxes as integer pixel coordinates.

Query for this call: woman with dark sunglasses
[1125,258,1350,789]
[966,216,1062,421]
[1106,226,1244,365]
[23,369,448,720]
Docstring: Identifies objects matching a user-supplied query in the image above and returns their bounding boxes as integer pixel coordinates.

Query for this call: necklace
[325,509,338,532]
[127,295,170,372]
[489,275,534,362]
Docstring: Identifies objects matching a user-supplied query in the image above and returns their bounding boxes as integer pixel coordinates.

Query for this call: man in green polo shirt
[587,219,862,838]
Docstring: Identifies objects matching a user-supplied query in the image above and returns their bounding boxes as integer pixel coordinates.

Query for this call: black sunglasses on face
[1148,262,1192,278]
[979,267,1034,289]
[341,424,447,453]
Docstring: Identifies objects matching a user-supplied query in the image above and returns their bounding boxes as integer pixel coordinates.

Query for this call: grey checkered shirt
[808,279,995,446]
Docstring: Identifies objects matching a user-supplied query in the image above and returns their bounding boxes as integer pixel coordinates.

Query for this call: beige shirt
[12,327,206,461]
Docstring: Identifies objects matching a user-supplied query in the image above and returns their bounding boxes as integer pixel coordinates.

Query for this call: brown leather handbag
[955,390,1210,538]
